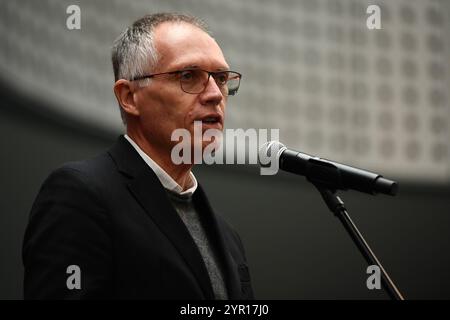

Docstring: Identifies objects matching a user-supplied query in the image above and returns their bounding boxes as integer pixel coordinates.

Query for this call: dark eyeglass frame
[130,68,242,96]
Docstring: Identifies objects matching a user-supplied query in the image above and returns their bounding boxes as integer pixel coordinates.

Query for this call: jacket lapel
[193,186,242,299]
[107,136,215,299]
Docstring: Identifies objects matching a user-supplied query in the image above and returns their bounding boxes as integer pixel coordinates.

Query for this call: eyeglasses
[130,69,242,96]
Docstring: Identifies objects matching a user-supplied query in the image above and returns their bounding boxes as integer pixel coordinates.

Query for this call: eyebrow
[177,64,230,71]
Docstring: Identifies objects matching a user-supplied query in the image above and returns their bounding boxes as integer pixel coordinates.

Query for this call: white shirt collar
[124,134,198,196]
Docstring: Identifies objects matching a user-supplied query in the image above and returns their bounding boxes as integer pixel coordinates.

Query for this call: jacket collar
[107,135,242,299]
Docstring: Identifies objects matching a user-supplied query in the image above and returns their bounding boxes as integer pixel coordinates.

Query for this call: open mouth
[202,116,221,124]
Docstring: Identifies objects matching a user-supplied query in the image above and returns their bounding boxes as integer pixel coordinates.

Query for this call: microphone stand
[313,184,405,300]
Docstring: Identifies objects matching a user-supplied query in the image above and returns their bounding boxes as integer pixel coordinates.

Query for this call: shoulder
[54,151,114,181]
[33,151,118,213]
[44,151,116,191]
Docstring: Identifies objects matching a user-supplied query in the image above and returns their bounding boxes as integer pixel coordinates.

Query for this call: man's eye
[180,70,194,81]
[215,72,229,84]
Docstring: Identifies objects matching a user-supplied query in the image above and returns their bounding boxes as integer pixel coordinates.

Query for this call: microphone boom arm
[313,183,405,300]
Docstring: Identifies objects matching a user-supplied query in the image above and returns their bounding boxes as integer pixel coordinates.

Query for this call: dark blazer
[23,135,254,299]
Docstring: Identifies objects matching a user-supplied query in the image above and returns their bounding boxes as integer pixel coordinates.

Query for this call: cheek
[135,93,170,137]
[139,88,178,121]
[156,96,196,139]
[221,101,227,117]
[183,100,200,128]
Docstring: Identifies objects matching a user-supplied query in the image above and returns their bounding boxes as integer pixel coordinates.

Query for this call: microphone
[259,141,398,196]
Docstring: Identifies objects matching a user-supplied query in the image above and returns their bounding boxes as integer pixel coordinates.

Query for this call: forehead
[153,22,229,71]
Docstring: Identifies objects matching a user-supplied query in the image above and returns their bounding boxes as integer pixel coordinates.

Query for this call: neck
[126,130,193,190]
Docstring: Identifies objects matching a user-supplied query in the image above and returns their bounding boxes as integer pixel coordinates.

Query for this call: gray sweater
[166,190,228,300]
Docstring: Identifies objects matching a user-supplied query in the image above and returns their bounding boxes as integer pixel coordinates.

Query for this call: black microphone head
[374,176,399,196]
[258,141,286,168]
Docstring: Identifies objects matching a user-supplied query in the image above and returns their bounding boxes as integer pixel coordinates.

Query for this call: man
[22,13,254,300]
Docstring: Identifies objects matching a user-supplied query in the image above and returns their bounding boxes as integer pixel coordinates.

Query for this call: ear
[113,79,140,117]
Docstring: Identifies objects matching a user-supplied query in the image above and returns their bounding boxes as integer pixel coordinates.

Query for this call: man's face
[132,22,229,153]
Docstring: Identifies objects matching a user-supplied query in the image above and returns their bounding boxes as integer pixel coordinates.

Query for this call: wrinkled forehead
[153,22,229,72]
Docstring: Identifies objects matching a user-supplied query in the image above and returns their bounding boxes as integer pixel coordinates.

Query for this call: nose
[198,75,223,106]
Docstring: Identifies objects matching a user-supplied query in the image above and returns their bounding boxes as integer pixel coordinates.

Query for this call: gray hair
[111,13,210,124]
